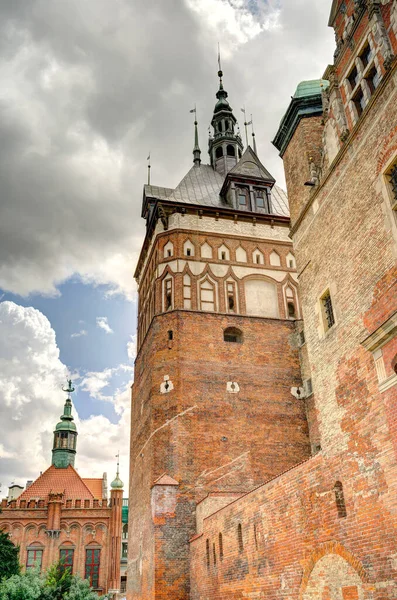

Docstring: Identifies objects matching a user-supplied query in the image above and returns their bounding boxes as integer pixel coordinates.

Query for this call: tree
[41,562,72,600]
[65,577,105,600]
[0,568,44,600]
[0,532,20,580]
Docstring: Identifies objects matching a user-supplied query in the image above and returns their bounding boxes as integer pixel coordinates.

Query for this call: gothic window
[219,532,223,560]
[226,281,237,312]
[85,548,101,589]
[387,162,397,210]
[321,289,335,331]
[60,548,74,573]
[164,277,173,311]
[200,279,216,312]
[224,327,243,343]
[253,249,264,265]
[183,274,192,309]
[183,239,195,257]
[27,547,43,570]
[285,287,296,319]
[215,146,223,158]
[334,481,347,518]
[226,144,236,157]
[218,244,230,261]
[163,241,173,258]
[237,523,243,552]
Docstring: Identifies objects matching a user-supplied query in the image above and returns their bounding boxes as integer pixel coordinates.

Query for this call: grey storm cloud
[0,0,334,299]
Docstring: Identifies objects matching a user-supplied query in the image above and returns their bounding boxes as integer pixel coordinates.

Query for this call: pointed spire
[251,114,258,155]
[111,451,124,490]
[190,106,201,166]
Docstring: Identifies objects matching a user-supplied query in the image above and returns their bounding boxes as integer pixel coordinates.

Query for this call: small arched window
[215,146,223,159]
[237,523,243,552]
[334,481,347,518]
[227,144,236,157]
[217,121,223,132]
[224,327,243,343]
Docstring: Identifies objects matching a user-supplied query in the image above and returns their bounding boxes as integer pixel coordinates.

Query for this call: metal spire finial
[217,43,223,87]
[147,152,151,185]
[190,105,201,166]
[251,114,258,155]
[240,107,252,149]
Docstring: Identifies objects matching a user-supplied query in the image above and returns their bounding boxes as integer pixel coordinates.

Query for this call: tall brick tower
[127,68,311,599]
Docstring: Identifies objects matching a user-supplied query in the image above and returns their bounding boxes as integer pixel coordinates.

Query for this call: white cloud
[96,316,113,334]
[127,334,137,362]
[71,329,87,338]
[0,301,130,490]
[0,0,334,300]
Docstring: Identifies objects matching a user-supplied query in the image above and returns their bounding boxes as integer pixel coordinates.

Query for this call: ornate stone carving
[369,0,395,69]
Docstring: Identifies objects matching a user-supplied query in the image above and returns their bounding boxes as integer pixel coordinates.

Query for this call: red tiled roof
[83,478,103,499]
[18,465,96,501]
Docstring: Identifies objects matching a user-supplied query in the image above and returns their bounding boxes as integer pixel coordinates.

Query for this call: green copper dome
[52,380,78,469]
[111,473,124,490]
[293,79,329,99]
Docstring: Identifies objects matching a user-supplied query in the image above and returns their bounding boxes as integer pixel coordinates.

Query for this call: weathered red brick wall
[128,309,311,599]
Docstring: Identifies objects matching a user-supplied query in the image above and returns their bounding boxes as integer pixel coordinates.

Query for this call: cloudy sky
[0,0,334,495]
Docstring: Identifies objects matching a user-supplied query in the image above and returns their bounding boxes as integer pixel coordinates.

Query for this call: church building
[0,381,124,598]
[128,0,397,598]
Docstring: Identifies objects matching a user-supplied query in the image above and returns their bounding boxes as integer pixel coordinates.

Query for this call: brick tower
[127,68,311,599]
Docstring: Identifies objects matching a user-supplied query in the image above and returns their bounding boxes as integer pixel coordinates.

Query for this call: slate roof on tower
[144,161,289,217]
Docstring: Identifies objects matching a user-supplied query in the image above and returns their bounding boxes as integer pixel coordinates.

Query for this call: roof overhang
[272,93,324,157]
[328,0,339,27]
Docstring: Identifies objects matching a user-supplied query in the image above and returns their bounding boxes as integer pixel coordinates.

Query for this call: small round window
[223,327,243,343]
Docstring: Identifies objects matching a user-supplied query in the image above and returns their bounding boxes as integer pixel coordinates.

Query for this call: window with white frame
[344,37,381,125]
[199,278,216,312]
[164,277,173,311]
[183,273,192,309]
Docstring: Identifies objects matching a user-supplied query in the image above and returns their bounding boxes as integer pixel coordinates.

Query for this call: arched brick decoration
[299,541,369,600]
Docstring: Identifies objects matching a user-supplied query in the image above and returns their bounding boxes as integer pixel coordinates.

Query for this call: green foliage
[41,562,73,600]
[0,563,105,600]
[0,568,44,600]
[0,532,20,580]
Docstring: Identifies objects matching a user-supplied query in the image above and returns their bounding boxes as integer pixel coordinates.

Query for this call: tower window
[237,523,243,552]
[226,282,236,312]
[165,279,173,311]
[218,121,222,132]
[167,250,171,257]
[168,330,173,341]
[287,301,296,318]
[334,481,347,518]
[215,146,223,159]
[221,251,226,260]
[186,248,191,256]
[226,144,236,157]
[224,327,243,343]
[321,289,335,331]
[85,548,101,589]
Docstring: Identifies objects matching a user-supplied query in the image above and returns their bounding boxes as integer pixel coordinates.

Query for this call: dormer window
[238,191,246,205]
[254,189,271,213]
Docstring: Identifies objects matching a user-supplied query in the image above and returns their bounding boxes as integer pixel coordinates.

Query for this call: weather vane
[62,379,75,398]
